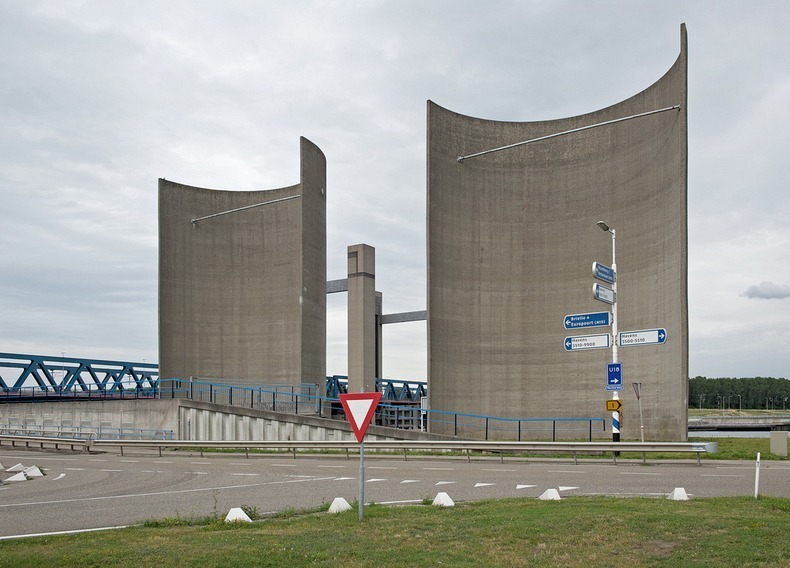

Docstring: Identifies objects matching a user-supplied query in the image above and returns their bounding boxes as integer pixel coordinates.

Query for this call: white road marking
[558,486,579,491]
[269,464,297,467]
[435,481,456,486]
[154,461,173,464]
[474,483,495,488]
[232,473,259,477]
[90,459,107,462]
[0,476,339,509]
[334,477,355,481]
[482,469,516,472]
[369,466,397,470]
[101,469,122,473]
[378,499,422,505]
[187,472,208,475]
[190,462,210,465]
[317,465,346,468]
[424,467,454,471]
[65,468,84,471]
[701,474,745,478]
[548,470,585,474]
[516,484,536,489]
[53,474,66,481]
[401,480,420,484]
[120,460,139,463]
[0,525,131,541]
[620,472,662,476]
[366,478,387,483]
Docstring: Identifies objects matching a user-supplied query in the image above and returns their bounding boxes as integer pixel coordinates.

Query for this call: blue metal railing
[160,377,604,441]
[2,353,604,440]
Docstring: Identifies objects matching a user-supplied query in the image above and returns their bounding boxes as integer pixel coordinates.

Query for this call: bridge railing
[159,378,604,441]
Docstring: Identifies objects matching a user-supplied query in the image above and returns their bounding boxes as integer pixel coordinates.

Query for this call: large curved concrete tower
[159,137,326,387]
[428,26,688,440]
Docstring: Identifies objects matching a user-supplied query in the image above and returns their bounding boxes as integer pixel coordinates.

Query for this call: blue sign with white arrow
[592,262,615,284]
[619,328,668,347]
[563,311,611,330]
[607,362,624,391]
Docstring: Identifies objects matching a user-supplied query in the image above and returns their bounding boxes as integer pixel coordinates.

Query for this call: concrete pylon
[328,497,352,513]
[347,244,380,393]
[224,508,252,522]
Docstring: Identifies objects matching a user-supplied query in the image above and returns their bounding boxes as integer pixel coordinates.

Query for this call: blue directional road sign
[563,311,612,330]
[619,328,668,347]
[606,362,624,391]
[592,262,615,285]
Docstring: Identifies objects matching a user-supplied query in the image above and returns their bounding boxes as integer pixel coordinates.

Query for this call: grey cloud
[743,281,790,300]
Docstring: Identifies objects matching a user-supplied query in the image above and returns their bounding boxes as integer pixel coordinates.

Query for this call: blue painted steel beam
[0,353,158,393]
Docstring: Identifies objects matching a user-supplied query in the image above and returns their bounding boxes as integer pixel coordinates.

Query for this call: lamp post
[596,221,619,444]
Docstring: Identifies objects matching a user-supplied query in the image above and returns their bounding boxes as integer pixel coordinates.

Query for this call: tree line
[689,376,790,410]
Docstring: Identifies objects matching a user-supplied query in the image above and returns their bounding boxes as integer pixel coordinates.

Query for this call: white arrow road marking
[516,484,536,490]
[401,480,420,484]
[53,474,66,481]
[558,486,579,492]
[435,481,456,486]
[474,483,496,488]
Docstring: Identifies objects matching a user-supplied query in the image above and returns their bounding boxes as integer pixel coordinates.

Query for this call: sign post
[595,221,619,448]
[339,392,382,522]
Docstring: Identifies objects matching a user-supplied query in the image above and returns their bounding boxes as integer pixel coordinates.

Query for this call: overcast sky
[2,1,788,381]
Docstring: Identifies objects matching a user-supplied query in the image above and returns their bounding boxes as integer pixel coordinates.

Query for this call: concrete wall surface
[427,25,688,440]
[2,400,454,443]
[0,399,178,438]
[159,137,326,388]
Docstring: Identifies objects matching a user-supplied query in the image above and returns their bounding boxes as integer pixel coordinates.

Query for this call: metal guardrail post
[552,420,556,442]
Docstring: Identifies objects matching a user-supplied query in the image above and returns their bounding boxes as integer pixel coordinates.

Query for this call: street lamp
[597,221,619,444]
[737,394,742,414]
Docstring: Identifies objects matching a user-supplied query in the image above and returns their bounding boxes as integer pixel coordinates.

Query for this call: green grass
[1,497,789,567]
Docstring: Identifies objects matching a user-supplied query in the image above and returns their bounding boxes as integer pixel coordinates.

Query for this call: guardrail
[0,435,716,465]
[93,439,716,465]
[0,434,92,452]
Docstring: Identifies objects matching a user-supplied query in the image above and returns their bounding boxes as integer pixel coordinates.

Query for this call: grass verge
[1,496,788,567]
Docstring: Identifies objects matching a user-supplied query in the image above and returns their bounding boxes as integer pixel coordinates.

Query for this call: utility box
[770,431,788,457]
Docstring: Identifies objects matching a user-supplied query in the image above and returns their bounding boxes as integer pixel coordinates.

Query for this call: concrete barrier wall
[1,399,454,443]
[0,399,178,437]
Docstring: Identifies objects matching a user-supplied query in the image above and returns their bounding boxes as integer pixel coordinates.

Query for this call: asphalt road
[1,446,788,539]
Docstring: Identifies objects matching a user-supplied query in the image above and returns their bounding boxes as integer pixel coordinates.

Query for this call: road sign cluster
[564,253,668,393]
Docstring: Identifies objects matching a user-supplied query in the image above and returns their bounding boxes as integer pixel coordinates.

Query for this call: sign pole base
[359,441,365,521]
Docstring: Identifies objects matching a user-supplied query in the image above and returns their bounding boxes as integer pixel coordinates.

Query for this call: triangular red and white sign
[339,392,382,443]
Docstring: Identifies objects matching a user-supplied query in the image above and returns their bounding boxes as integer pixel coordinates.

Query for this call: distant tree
[688,376,790,409]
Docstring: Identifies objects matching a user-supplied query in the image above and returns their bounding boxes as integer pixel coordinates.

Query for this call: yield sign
[339,392,383,443]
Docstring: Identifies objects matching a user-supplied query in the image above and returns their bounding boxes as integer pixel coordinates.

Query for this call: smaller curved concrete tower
[428,26,688,440]
[159,137,326,387]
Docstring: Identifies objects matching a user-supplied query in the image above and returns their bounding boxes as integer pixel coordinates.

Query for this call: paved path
[1,447,788,538]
